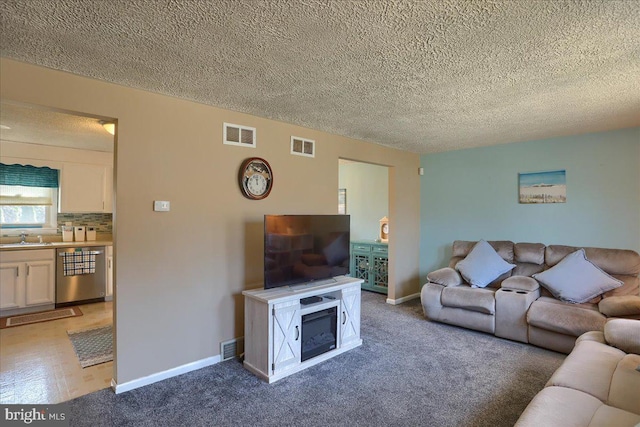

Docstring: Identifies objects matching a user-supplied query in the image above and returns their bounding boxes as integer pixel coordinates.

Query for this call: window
[0,164,59,233]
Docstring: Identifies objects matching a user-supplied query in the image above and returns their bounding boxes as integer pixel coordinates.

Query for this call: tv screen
[264,215,351,289]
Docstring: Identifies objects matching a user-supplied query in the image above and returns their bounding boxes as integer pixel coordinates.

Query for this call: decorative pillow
[532,249,623,304]
[455,240,516,288]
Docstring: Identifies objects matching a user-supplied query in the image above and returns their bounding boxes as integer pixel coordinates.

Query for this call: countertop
[0,241,112,251]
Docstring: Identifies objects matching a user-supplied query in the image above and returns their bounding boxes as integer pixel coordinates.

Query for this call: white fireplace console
[242,276,363,383]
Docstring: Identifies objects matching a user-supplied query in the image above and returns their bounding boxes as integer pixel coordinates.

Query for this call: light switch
[153,201,170,212]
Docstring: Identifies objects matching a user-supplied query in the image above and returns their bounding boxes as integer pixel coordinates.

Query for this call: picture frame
[338,188,347,214]
[519,170,566,204]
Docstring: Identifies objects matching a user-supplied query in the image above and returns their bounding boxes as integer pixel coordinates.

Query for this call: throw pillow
[455,240,516,288]
[532,249,623,304]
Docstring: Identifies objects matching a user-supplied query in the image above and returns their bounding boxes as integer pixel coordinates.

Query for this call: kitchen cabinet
[243,276,363,383]
[59,163,112,213]
[350,240,389,294]
[105,245,113,301]
[0,249,55,316]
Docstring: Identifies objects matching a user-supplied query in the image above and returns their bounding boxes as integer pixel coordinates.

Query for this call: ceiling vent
[224,123,256,148]
[291,136,315,158]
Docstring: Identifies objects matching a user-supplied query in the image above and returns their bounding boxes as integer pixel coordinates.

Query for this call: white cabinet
[272,300,301,372]
[340,286,361,347]
[0,249,55,315]
[243,277,363,383]
[105,245,113,301]
[59,163,112,213]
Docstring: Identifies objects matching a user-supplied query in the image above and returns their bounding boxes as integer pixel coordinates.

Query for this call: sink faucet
[19,231,28,244]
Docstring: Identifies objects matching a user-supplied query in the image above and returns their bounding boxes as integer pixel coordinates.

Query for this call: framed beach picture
[519,170,566,204]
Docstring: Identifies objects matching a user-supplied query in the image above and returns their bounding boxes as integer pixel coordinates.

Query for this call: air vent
[224,123,256,148]
[291,136,315,157]
[220,337,244,361]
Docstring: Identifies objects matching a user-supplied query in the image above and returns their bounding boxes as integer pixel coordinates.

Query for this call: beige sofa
[515,318,640,426]
[421,240,640,353]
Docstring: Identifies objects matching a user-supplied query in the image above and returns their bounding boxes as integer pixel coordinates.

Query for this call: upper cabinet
[59,163,112,213]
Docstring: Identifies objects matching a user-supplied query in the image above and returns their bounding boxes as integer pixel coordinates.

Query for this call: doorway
[0,101,116,403]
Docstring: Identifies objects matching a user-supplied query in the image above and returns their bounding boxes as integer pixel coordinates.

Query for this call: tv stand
[242,276,363,383]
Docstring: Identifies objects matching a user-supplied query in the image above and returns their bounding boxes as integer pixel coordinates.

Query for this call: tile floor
[0,301,113,404]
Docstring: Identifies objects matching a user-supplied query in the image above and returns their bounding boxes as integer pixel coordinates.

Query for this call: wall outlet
[153,201,170,212]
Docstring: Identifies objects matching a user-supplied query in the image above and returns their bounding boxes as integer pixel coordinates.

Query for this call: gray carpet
[67,291,564,426]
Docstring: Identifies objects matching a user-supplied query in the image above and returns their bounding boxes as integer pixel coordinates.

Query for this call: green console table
[350,240,388,294]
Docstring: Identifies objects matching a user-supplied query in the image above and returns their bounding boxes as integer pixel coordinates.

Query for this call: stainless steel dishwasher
[56,246,106,307]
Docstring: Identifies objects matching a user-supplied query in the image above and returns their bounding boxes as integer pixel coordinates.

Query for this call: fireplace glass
[301,306,337,362]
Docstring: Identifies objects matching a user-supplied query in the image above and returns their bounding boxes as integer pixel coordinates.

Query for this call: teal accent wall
[339,161,389,241]
[419,127,640,279]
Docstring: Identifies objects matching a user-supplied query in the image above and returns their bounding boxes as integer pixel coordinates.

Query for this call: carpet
[68,325,113,368]
[0,307,83,329]
[67,292,565,426]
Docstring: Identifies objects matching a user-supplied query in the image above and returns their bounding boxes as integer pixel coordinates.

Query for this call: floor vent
[224,123,256,148]
[220,337,244,361]
[291,136,315,157]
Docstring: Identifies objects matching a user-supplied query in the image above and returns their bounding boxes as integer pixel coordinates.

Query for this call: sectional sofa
[421,240,640,353]
[515,318,640,426]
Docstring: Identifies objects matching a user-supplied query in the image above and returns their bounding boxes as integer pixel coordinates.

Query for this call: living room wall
[419,127,640,278]
[1,58,420,388]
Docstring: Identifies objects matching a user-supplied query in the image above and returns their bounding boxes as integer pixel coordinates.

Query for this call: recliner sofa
[421,240,640,353]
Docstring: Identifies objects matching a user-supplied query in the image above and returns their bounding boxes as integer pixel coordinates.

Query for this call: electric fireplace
[301,306,337,362]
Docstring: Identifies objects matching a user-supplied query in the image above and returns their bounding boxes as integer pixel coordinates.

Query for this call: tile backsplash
[57,213,112,233]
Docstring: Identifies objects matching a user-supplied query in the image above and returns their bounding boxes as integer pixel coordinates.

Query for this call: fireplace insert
[301,306,337,362]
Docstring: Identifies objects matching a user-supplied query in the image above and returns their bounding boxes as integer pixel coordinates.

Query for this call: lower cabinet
[350,240,389,294]
[243,277,363,383]
[0,249,55,315]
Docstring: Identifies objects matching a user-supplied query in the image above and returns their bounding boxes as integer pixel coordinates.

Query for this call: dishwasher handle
[59,250,104,256]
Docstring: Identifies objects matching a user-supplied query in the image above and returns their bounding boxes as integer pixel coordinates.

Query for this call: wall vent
[224,123,256,148]
[291,136,315,157]
[220,337,244,361]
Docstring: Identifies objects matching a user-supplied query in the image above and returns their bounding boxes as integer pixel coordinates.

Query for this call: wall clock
[238,157,273,200]
[379,216,389,242]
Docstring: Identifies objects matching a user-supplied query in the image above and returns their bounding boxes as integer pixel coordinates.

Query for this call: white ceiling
[1,0,639,154]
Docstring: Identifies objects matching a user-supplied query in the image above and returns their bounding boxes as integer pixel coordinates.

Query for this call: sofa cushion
[455,240,516,288]
[452,240,515,262]
[501,276,539,292]
[533,249,623,303]
[514,242,545,265]
[441,285,496,315]
[527,297,606,337]
[609,353,640,414]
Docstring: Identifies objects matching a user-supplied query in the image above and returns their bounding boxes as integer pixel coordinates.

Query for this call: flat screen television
[264,214,351,289]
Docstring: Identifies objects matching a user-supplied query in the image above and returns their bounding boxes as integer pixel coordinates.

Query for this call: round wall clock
[238,157,273,200]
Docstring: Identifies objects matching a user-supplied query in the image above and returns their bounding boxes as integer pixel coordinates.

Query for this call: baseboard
[111,355,221,394]
[386,292,420,305]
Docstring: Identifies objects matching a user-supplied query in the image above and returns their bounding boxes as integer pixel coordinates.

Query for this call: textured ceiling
[1,0,639,154]
[0,103,114,152]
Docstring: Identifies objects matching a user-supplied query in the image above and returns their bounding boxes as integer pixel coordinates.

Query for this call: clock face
[382,223,389,235]
[239,157,273,200]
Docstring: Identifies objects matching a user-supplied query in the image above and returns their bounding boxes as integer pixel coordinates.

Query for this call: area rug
[0,307,83,329]
[67,325,113,368]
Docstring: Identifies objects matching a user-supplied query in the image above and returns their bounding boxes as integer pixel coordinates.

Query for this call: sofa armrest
[576,330,606,345]
[598,295,640,317]
[426,267,462,287]
[604,318,640,354]
[501,276,540,292]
